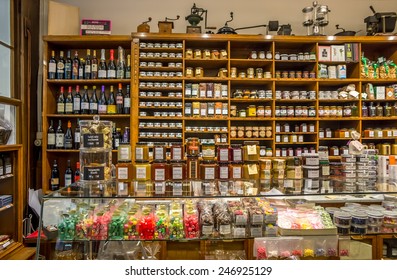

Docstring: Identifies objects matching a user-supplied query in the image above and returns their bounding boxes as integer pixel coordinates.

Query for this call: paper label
[135,166,147,179]
[219,225,231,235]
[248,164,258,175]
[247,145,257,155]
[154,182,165,194]
[172,166,183,180]
[172,182,183,196]
[252,214,263,224]
[135,147,143,160]
[204,167,215,180]
[117,167,128,180]
[233,227,246,238]
[232,167,242,179]
[233,149,242,161]
[202,225,213,235]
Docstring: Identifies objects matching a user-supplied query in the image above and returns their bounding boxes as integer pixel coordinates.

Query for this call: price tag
[155,169,165,181]
[233,227,246,238]
[250,227,263,237]
[83,166,105,180]
[83,134,104,148]
[219,224,231,235]
[252,214,263,224]
[172,167,183,180]
[232,167,242,179]
[235,215,247,225]
[202,225,213,235]
[204,167,215,180]
[135,167,147,179]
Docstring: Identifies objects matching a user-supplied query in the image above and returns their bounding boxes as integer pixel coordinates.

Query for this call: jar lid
[334,211,352,219]
[365,210,384,218]
[383,210,397,217]
[325,207,340,214]
[351,211,368,219]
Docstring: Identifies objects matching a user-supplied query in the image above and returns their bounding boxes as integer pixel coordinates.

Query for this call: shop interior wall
[54,0,397,36]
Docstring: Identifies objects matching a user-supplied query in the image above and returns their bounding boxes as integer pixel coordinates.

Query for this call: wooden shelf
[139,106,182,110]
[46,149,118,153]
[139,67,183,71]
[0,203,13,213]
[275,142,317,145]
[362,117,397,120]
[47,79,130,84]
[139,96,182,100]
[319,99,360,103]
[277,132,317,135]
[46,114,129,118]
[275,99,316,103]
[230,98,272,103]
[230,138,273,141]
[318,117,360,121]
[140,47,183,52]
[185,98,228,101]
[319,138,350,141]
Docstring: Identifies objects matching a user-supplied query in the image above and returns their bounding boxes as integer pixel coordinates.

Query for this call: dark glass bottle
[384,102,392,117]
[98,49,107,79]
[107,85,116,114]
[362,102,368,117]
[74,118,81,149]
[72,50,80,79]
[56,50,65,79]
[376,102,383,117]
[56,86,65,114]
[81,86,90,114]
[64,160,73,187]
[123,85,130,114]
[122,127,130,144]
[78,58,85,79]
[55,120,64,149]
[89,86,98,114]
[48,50,57,79]
[116,83,124,114]
[50,160,60,191]
[64,120,73,149]
[98,85,108,114]
[47,119,56,149]
[84,49,92,79]
[125,54,131,79]
[112,125,118,149]
[91,49,98,79]
[65,86,74,114]
[73,85,81,114]
[107,49,116,79]
[116,46,125,79]
[74,162,81,182]
[369,102,376,117]
[65,50,72,79]
[115,128,122,147]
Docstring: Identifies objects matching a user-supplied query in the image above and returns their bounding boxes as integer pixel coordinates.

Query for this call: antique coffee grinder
[185,3,216,33]
[158,15,180,34]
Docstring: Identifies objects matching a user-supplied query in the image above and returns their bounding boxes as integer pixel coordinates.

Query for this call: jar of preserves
[170,143,184,161]
[211,50,220,59]
[220,49,228,59]
[202,142,216,161]
[186,137,200,156]
[153,142,167,162]
[170,160,186,180]
[151,162,170,181]
[135,142,149,162]
[243,141,260,161]
[231,144,243,162]
[200,160,218,180]
[229,162,243,179]
[330,146,339,156]
[217,145,230,162]
[287,106,295,117]
[134,162,151,181]
[194,49,202,59]
[195,67,204,77]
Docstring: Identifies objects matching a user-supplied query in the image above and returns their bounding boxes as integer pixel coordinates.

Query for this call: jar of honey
[229,162,243,179]
[153,142,167,162]
[186,137,200,156]
[243,163,260,180]
[170,160,186,180]
[243,141,260,161]
[135,142,149,162]
[200,160,218,180]
[151,162,170,181]
[217,145,230,162]
[170,142,184,161]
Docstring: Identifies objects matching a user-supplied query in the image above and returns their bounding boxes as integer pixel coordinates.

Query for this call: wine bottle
[65,50,72,79]
[91,50,98,79]
[65,86,74,114]
[64,160,73,187]
[84,49,92,79]
[115,128,122,148]
[116,83,124,114]
[74,118,81,149]
[125,54,131,79]
[50,159,60,191]
[72,50,80,79]
[112,124,117,149]
[81,86,90,114]
[123,85,131,114]
[98,49,107,79]
[64,120,73,149]
[48,50,57,79]
[74,162,81,182]
[78,58,85,79]
[98,85,108,114]
[73,85,81,114]
[122,127,130,144]
[56,50,65,79]
[107,49,116,79]
[47,119,56,149]
[116,46,125,79]
[57,86,65,114]
[107,85,116,114]
[55,120,64,149]
[89,86,98,114]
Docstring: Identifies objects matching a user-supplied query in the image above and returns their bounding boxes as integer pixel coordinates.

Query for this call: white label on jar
[200,108,207,116]
[219,225,231,235]
[322,165,330,176]
[393,130,397,137]
[118,167,129,180]
[172,166,183,180]
[205,167,215,180]
[135,147,144,160]
[309,125,315,132]
[219,165,229,179]
[202,225,213,235]
[247,145,257,155]
[173,182,183,196]
[202,149,215,158]
[154,147,164,160]
[283,135,289,142]
[204,183,213,194]
[250,227,262,237]
[118,182,125,192]
[377,131,383,138]
[232,167,242,179]
[200,90,206,98]
[172,147,182,160]
[275,125,281,133]
[368,131,374,137]
[233,149,242,162]
[298,135,304,142]
[275,135,281,142]
[193,108,200,115]
[155,182,165,194]
[235,215,247,225]
[219,149,229,161]
[208,107,215,115]
[387,131,392,137]
[215,108,222,115]
[248,164,258,175]
[344,131,350,138]
[136,182,147,193]
[233,228,246,238]
[326,131,332,138]
[319,131,324,138]
[155,168,165,181]
[252,214,263,224]
[305,157,319,165]
[307,169,320,178]
[135,166,147,179]
[120,147,130,160]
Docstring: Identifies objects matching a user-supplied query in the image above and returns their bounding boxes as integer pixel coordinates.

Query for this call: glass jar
[151,162,169,181]
[153,142,167,162]
[229,162,243,179]
[170,143,184,161]
[170,160,186,180]
[217,145,230,163]
[243,141,260,161]
[134,162,151,181]
[231,144,243,162]
[202,142,216,161]
[200,160,218,180]
[186,137,200,156]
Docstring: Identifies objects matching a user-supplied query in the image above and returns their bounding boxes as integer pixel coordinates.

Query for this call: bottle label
[89,103,98,110]
[107,105,116,114]
[125,71,131,79]
[98,104,107,114]
[85,65,91,73]
[65,103,73,113]
[74,132,80,144]
[98,70,107,79]
[65,63,71,73]
[55,134,64,147]
[65,174,72,186]
[83,134,104,148]
[117,70,124,79]
[48,62,56,73]
[124,98,131,108]
[51,178,59,185]
[116,96,123,105]
[57,62,64,72]
[78,68,83,78]
[74,98,81,111]
[64,139,73,149]
[119,146,130,161]
[83,166,105,180]
[48,133,55,145]
[81,102,89,110]
[91,64,98,72]
[114,138,120,148]
[107,69,116,78]
[57,103,64,114]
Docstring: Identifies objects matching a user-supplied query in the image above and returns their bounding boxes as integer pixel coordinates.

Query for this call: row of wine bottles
[50,159,80,191]
[56,84,130,115]
[48,47,130,80]
[47,119,131,150]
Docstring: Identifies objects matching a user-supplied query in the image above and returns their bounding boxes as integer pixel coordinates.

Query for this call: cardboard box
[48,1,80,35]
[318,46,331,61]
[331,45,346,62]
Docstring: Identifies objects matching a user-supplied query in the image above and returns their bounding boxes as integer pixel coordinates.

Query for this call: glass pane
[0,103,16,145]
[0,45,11,98]
[0,0,11,45]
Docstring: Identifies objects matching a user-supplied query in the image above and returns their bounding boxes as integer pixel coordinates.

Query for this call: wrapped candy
[138,206,155,240]
[155,204,169,240]
[92,211,111,240]
[108,210,127,240]
[184,204,200,239]
[75,212,93,240]
[169,202,184,240]
[123,206,140,240]
[58,210,78,240]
